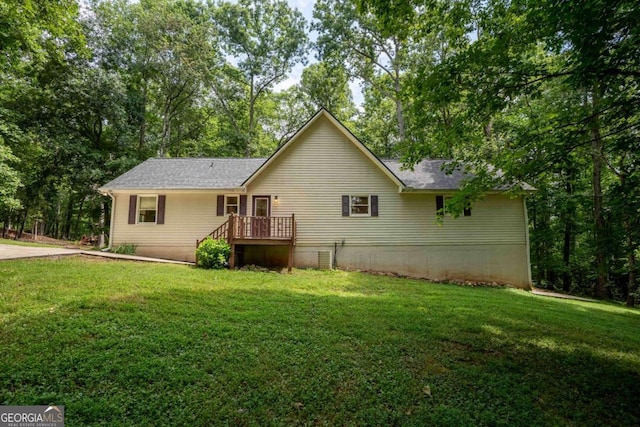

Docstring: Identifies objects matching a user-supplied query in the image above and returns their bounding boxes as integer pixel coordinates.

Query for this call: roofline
[241,108,406,189]
[400,188,535,194]
[98,187,246,194]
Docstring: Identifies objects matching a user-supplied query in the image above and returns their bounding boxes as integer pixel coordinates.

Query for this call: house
[99,109,533,289]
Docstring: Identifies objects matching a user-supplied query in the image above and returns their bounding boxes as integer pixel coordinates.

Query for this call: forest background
[1,0,638,304]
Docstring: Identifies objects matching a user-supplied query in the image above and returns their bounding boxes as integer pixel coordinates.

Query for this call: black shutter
[157,195,166,224]
[436,195,444,213]
[216,195,224,216]
[128,195,137,224]
[239,195,247,216]
[371,195,378,216]
[342,195,350,217]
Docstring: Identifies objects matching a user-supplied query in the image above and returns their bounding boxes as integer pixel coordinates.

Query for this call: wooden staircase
[197,214,296,271]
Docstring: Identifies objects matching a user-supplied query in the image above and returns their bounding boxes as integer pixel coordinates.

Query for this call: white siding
[248,116,527,247]
[106,114,530,286]
[111,191,226,249]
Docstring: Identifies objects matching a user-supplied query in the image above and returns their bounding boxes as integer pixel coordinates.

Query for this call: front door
[252,196,271,238]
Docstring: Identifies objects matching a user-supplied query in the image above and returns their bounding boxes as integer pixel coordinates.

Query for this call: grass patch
[0,238,61,248]
[111,243,137,255]
[1,257,639,426]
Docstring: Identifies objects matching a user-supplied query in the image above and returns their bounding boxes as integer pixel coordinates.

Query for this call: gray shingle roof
[100,158,266,190]
[385,159,534,191]
[384,159,471,190]
[100,157,532,192]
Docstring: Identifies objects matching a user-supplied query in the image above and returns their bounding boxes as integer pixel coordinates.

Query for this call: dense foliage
[196,237,231,269]
[1,0,638,302]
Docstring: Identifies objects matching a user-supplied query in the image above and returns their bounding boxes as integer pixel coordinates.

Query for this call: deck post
[227,214,234,242]
[287,243,293,273]
[228,214,235,269]
[229,243,236,269]
[287,214,295,273]
[291,214,296,245]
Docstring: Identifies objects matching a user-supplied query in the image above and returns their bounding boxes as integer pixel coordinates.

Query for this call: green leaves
[196,237,231,269]
[0,141,22,212]
[213,0,309,156]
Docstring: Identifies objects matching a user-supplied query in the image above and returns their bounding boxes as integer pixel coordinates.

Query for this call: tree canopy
[1,0,638,303]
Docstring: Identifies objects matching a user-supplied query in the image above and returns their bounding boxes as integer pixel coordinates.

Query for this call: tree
[314,0,419,146]
[0,0,85,70]
[356,81,400,158]
[214,0,308,157]
[299,62,357,123]
[88,0,219,158]
[0,141,21,218]
[360,0,640,300]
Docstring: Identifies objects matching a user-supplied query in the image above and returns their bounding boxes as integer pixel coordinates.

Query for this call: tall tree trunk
[73,198,85,238]
[160,106,171,157]
[17,208,29,239]
[1,214,8,238]
[626,231,637,307]
[586,87,607,298]
[392,37,406,143]
[393,66,406,142]
[590,119,607,298]
[63,197,74,240]
[54,203,59,238]
[247,75,255,158]
[395,96,405,142]
[562,179,573,292]
[139,82,148,152]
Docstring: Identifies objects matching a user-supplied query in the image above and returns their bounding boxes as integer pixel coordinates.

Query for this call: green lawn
[1,257,639,426]
[0,237,62,248]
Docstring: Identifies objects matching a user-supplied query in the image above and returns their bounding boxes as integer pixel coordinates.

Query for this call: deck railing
[232,215,295,240]
[197,214,296,247]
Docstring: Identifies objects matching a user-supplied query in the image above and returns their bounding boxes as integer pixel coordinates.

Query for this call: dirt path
[531,288,597,302]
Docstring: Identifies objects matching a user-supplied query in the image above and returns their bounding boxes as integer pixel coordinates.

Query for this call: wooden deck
[197,214,296,271]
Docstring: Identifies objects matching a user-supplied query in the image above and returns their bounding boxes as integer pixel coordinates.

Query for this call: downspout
[103,192,116,252]
[523,197,533,290]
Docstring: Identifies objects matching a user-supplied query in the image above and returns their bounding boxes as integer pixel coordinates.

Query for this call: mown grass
[0,238,62,248]
[1,256,639,426]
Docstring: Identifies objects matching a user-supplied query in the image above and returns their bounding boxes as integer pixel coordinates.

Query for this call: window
[138,196,157,223]
[225,195,239,214]
[351,195,370,215]
[342,195,378,217]
[436,195,471,217]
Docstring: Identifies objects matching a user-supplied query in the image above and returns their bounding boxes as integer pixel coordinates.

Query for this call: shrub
[113,243,137,255]
[196,238,231,269]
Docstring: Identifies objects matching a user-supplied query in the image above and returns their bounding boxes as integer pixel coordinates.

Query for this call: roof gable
[242,108,405,189]
[98,110,532,193]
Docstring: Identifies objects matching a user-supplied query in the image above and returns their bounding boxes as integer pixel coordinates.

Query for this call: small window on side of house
[351,195,369,215]
[138,196,157,223]
[226,195,239,214]
[437,195,472,217]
